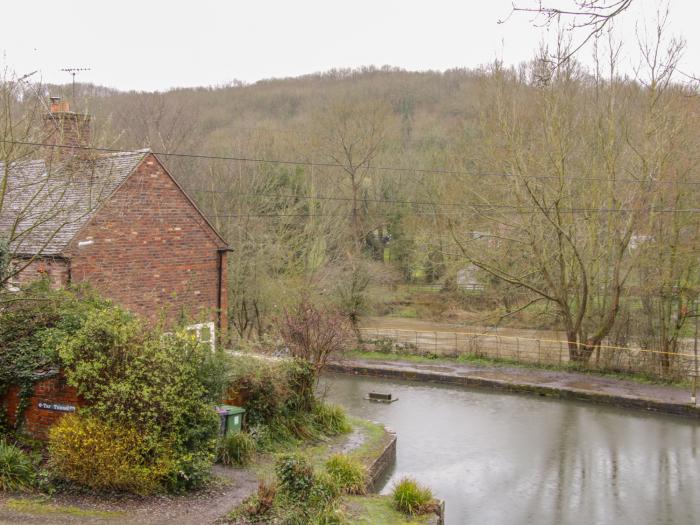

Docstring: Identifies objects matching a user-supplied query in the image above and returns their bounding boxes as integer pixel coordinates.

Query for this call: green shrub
[225,356,318,427]
[49,415,174,495]
[0,283,109,429]
[218,432,256,466]
[324,454,367,495]
[226,356,288,426]
[57,308,220,492]
[1,284,221,494]
[276,454,316,501]
[167,449,216,493]
[392,477,436,516]
[248,421,296,452]
[0,440,34,491]
[282,359,317,414]
[313,403,351,435]
[275,469,343,525]
[58,309,215,438]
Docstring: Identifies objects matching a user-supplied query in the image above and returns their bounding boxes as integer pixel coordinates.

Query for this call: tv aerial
[61,67,91,102]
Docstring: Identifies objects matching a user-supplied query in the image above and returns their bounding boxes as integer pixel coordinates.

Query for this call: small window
[186,322,216,351]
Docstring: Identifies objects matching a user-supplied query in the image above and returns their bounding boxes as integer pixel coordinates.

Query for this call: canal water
[319,373,700,525]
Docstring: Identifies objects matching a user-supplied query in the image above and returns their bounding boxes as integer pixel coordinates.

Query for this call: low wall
[328,362,700,419]
[2,371,83,440]
[365,429,397,493]
[363,432,444,525]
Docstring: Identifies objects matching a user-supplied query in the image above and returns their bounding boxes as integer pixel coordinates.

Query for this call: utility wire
[4,139,700,186]
[3,139,698,215]
[210,206,700,219]
[190,188,700,215]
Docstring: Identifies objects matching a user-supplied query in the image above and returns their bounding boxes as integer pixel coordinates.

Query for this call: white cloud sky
[2,0,698,91]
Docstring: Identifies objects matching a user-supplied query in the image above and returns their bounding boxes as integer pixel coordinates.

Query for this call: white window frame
[186,321,216,352]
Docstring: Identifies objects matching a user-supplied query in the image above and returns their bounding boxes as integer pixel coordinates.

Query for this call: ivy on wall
[0,281,108,430]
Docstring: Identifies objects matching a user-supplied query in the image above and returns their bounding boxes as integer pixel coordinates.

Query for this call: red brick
[2,373,83,441]
[14,153,228,338]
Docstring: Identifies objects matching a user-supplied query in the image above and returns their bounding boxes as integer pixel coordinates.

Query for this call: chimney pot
[49,96,70,113]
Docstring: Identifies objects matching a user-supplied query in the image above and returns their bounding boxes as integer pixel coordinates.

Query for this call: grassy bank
[2,497,125,520]
[225,415,398,524]
[343,495,436,524]
[250,416,391,482]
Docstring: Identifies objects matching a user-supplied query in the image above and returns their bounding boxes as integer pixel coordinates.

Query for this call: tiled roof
[0,150,148,256]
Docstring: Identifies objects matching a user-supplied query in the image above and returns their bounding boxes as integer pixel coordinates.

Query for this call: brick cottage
[0,99,230,437]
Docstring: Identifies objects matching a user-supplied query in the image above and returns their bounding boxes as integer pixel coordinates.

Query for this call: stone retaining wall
[365,428,397,493]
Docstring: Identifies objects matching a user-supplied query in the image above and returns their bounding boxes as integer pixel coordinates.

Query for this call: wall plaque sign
[37,402,76,413]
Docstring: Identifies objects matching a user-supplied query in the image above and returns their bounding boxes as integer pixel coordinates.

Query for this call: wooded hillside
[32,49,700,366]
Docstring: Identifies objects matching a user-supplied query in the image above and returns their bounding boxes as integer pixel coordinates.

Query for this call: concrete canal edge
[362,426,445,524]
[365,428,396,492]
[327,361,700,419]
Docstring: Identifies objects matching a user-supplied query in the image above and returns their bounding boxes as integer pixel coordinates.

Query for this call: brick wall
[11,257,70,288]
[66,154,227,330]
[3,373,82,440]
[42,111,91,161]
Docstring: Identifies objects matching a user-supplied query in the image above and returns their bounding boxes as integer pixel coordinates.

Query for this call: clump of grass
[392,477,436,516]
[218,432,257,467]
[0,440,35,492]
[324,454,367,495]
[313,402,351,435]
[230,480,278,522]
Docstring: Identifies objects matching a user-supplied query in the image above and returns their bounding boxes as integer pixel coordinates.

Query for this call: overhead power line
[190,188,700,215]
[210,206,700,219]
[3,139,700,186]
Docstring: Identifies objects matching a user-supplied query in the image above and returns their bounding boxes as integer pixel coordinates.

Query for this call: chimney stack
[43,96,92,161]
[49,96,70,113]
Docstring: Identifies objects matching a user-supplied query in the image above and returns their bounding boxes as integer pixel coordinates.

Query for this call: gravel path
[0,420,378,525]
[0,466,258,525]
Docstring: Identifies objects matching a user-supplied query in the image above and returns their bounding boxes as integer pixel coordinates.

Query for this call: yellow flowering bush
[48,414,174,495]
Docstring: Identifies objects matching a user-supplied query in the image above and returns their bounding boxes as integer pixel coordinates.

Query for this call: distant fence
[409,283,485,293]
[359,327,698,381]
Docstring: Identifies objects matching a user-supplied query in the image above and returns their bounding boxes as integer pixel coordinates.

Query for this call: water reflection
[319,373,700,525]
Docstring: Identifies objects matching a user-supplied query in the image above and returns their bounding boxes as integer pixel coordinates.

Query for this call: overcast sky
[2,0,698,91]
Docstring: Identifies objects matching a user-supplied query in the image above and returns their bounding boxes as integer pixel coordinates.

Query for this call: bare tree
[508,1,635,64]
[0,70,116,300]
[278,298,351,375]
[0,70,68,294]
[315,99,390,251]
[451,28,687,363]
